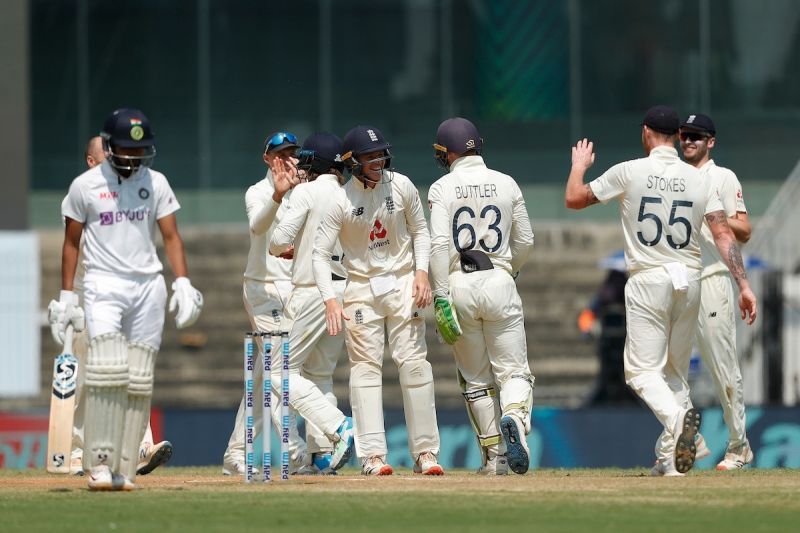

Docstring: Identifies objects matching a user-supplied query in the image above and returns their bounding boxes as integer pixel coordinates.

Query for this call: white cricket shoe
[650,458,685,477]
[500,415,530,475]
[87,466,135,491]
[330,417,355,471]
[477,454,508,476]
[70,456,85,476]
[361,456,393,476]
[674,408,702,474]
[695,433,711,460]
[222,456,259,476]
[413,452,444,475]
[716,441,754,471]
[137,441,173,476]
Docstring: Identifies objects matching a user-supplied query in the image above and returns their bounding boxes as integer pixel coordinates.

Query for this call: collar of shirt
[316,174,341,186]
[648,145,680,163]
[699,159,716,172]
[449,155,486,172]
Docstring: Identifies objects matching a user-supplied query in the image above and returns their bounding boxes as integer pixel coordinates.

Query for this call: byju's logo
[98,208,151,226]
[100,212,114,225]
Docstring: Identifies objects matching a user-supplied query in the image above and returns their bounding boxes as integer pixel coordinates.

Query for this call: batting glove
[47,290,85,345]
[169,277,204,329]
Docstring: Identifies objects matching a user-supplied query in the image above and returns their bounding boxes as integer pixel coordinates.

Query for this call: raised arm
[565,139,600,210]
[705,210,757,324]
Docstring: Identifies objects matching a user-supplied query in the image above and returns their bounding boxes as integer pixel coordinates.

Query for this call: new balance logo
[709,311,717,318]
[352,206,364,217]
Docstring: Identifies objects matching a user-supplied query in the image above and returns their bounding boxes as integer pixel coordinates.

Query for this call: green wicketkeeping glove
[434,296,462,345]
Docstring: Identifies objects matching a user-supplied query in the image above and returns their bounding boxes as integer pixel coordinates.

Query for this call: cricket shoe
[695,433,711,460]
[500,415,530,474]
[137,440,173,476]
[309,453,338,475]
[70,456,85,476]
[87,466,135,491]
[716,441,754,471]
[674,408,702,474]
[477,454,509,476]
[361,456,393,476]
[650,458,685,477]
[330,417,355,471]
[222,456,259,477]
[413,452,444,475]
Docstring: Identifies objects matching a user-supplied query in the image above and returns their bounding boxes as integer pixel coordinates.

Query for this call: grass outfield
[1,467,797,532]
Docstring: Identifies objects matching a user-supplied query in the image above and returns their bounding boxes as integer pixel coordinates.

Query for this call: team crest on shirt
[354,309,363,325]
[384,196,395,214]
[138,188,150,199]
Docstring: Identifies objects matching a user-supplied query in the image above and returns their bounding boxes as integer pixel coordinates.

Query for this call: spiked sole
[137,441,174,476]
[674,408,702,474]
[500,416,530,475]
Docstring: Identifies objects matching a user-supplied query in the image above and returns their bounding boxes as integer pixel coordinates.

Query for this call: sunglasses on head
[265,132,298,152]
[679,131,711,142]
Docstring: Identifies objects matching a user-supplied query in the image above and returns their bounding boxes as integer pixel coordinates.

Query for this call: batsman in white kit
[52,136,172,477]
[565,105,757,476]
[222,131,316,476]
[313,125,443,476]
[680,113,754,470]
[428,118,535,475]
[49,108,203,490]
[269,132,356,473]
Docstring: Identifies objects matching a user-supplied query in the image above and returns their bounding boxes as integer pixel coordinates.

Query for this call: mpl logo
[99,191,119,200]
[369,219,387,241]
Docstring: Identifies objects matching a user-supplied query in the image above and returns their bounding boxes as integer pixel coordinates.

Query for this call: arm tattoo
[727,245,747,283]
[583,184,599,206]
[704,210,726,225]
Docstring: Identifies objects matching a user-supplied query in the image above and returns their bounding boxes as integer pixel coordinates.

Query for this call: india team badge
[130,118,144,141]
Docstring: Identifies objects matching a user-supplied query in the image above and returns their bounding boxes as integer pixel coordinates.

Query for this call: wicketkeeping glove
[434,296,462,345]
[169,277,204,329]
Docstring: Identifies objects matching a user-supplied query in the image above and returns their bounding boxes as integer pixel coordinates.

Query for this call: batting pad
[398,360,440,457]
[350,363,386,459]
[499,374,535,434]
[84,333,129,472]
[120,341,157,480]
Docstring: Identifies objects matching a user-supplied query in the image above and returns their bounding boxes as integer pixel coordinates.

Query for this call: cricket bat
[46,325,78,474]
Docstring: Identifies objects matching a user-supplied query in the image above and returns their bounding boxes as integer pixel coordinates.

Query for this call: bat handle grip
[64,324,74,354]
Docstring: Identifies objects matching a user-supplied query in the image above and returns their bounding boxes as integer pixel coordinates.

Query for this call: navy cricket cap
[680,113,716,135]
[299,132,344,171]
[435,117,483,154]
[101,108,154,148]
[642,105,680,135]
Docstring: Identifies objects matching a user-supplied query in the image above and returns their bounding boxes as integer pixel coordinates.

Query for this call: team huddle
[48,105,756,490]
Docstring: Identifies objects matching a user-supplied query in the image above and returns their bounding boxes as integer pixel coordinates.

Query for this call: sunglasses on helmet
[679,131,711,143]
[265,132,298,153]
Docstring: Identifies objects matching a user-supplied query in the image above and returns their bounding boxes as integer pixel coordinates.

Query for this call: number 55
[636,196,693,250]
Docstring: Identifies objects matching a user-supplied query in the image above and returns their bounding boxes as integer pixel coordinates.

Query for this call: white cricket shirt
[270,174,347,287]
[62,161,179,277]
[243,171,293,282]
[312,171,430,302]
[428,156,534,296]
[698,159,748,278]
[589,146,723,273]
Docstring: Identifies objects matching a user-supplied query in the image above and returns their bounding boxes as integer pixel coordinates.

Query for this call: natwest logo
[99,191,119,200]
[369,219,387,241]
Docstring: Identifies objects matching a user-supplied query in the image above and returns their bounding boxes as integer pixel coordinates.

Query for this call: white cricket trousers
[343,269,440,461]
[623,266,701,455]
[696,272,748,447]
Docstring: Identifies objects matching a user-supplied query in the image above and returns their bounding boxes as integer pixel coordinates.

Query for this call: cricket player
[269,132,356,473]
[428,117,535,475]
[680,113,754,470]
[49,108,203,490]
[564,105,757,476]
[312,125,443,476]
[221,131,315,476]
[58,136,173,477]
